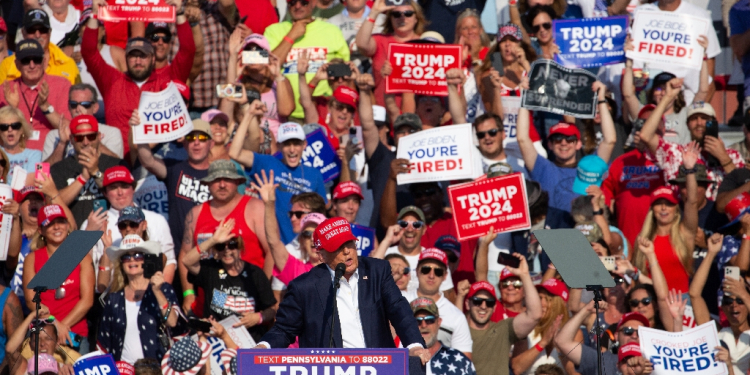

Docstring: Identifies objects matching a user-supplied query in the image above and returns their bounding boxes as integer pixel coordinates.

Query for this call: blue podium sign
[74,354,119,375]
[238,348,410,374]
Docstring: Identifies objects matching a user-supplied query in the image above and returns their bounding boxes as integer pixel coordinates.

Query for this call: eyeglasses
[391,10,415,18]
[398,220,423,229]
[531,22,552,33]
[287,0,309,6]
[619,327,638,337]
[121,252,145,262]
[628,297,652,308]
[74,133,98,143]
[150,34,171,43]
[501,280,523,289]
[25,26,50,35]
[722,296,745,306]
[117,221,140,231]
[419,265,445,277]
[470,296,497,308]
[185,134,210,142]
[334,103,355,114]
[476,128,500,139]
[69,100,94,109]
[20,56,43,66]
[288,210,311,219]
[301,229,314,238]
[0,122,22,132]
[549,134,578,144]
[215,240,240,251]
[415,315,436,325]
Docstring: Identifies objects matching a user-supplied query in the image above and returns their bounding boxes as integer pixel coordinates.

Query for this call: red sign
[386,43,462,96]
[448,173,531,241]
[98,0,175,22]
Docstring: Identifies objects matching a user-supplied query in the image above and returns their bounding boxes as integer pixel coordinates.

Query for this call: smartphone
[350,126,362,146]
[327,64,352,78]
[490,52,504,75]
[188,318,213,333]
[247,89,261,105]
[239,15,248,24]
[68,332,82,348]
[92,199,108,213]
[35,162,49,180]
[705,120,719,139]
[242,50,269,65]
[600,256,616,272]
[216,84,244,99]
[725,266,741,281]
[143,253,164,279]
[497,252,520,268]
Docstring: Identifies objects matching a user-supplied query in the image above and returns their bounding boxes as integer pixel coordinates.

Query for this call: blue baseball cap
[572,155,608,195]
[118,206,145,224]
[434,235,461,258]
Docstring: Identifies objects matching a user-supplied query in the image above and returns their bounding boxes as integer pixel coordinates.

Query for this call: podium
[238,348,425,375]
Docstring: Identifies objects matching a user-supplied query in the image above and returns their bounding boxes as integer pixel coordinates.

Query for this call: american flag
[429,346,476,375]
[211,289,255,314]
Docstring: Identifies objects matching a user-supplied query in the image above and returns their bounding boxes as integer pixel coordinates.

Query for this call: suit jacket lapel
[357,258,370,348]
[313,264,342,348]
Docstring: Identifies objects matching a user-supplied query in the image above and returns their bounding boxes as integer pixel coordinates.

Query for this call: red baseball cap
[650,186,679,205]
[499,268,518,281]
[468,281,496,299]
[333,86,358,108]
[617,311,650,331]
[0,18,7,33]
[313,217,358,252]
[637,104,656,119]
[15,186,43,203]
[38,205,67,227]
[548,122,580,140]
[332,181,364,201]
[172,80,190,100]
[103,166,135,187]
[618,343,642,363]
[70,115,99,135]
[116,362,135,375]
[724,192,750,228]
[535,278,569,302]
[418,247,448,266]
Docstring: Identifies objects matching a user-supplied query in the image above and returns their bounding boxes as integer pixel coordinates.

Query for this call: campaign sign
[396,123,481,185]
[639,322,727,375]
[521,60,597,118]
[274,129,341,183]
[0,184,13,260]
[351,224,375,257]
[448,174,531,241]
[238,348,409,374]
[99,0,175,22]
[282,48,329,75]
[73,353,119,375]
[554,16,628,68]
[386,43,462,96]
[627,10,709,71]
[133,82,193,145]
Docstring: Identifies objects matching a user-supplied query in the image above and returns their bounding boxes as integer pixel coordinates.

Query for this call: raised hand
[3,82,19,109]
[212,218,237,244]
[637,236,655,256]
[297,49,310,75]
[681,141,700,170]
[665,289,687,320]
[250,169,278,203]
[707,233,723,255]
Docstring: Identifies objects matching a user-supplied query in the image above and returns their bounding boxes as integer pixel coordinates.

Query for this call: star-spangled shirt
[427,344,476,375]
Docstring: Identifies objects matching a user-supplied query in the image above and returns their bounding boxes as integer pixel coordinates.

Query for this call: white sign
[639,322,727,375]
[396,124,483,185]
[627,10,709,71]
[133,82,193,144]
[0,184,13,260]
[193,316,256,375]
[10,166,26,191]
[682,305,697,330]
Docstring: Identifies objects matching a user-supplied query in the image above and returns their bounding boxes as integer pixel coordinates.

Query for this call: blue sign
[553,16,628,68]
[74,354,119,375]
[351,224,376,257]
[275,129,341,183]
[238,348,410,374]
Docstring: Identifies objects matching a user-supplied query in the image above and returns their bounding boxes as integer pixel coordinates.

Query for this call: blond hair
[0,106,32,148]
[381,2,428,36]
[633,208,693,277]
[453,9,491,47]
[533,293,569,337]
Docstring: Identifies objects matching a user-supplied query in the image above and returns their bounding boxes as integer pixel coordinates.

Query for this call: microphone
[334,263,346,288]
[330,262,346,348]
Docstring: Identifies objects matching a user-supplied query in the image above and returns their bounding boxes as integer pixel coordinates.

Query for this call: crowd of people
[0,0,748,373]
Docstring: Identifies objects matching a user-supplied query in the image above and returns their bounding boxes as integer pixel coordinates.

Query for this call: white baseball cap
[277,122,306,143]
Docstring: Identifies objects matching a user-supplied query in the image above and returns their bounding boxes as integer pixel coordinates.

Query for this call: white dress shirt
[329,267,367,348]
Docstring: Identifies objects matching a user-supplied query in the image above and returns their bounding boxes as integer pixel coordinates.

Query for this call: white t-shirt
[43,123,125,161]
[121,300,144,365]
[44,5,80,45]
[384,246,454,293]
[480,155,530,180]
[404,290,473,354]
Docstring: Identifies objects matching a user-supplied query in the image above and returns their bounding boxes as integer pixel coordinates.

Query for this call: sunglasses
[185,134,210,142]
[301,229,314,238]
[74,133,98,143]
[722,296,745,306]
[628,297,651,308]
[69,100,94,109]
[215,240,240,251]
[0,122,22,132]
[470,296,497,308]
[26,26,50,35]
[391,10,415,18]
[532,22,552,33]
[20,56,43,66]
[334,103,355,114]
[121,252,145,262]
[288,210,311,219]
[420,265,445,277]
[392,267,411,276]
[150,34,171,43]
[398,220,424,229]
[476,128,500,139]
[501,280,523,289]
[117,221,140,231]
[287,0,309,5]
[619,327,638,337]
[415,315,437,325]
[549,134,578,144]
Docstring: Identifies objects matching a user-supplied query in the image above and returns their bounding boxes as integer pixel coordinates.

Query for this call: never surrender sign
[521,60,597,118]
[627,10,709,71]
[448,174,531,241]
[99,0,175,22]
[386,43,462,96]
[554,16,628,68]
[238,348,409,374]
[133,82,193,145]
[639,322,727,375]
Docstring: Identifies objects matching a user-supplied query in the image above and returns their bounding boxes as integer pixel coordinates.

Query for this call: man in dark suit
[256,217,431,363]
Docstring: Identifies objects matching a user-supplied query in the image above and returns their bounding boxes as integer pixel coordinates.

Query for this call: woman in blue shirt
[0,107,41,183]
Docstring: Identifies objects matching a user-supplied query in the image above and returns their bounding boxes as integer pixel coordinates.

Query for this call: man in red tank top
[179,159,270,316]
